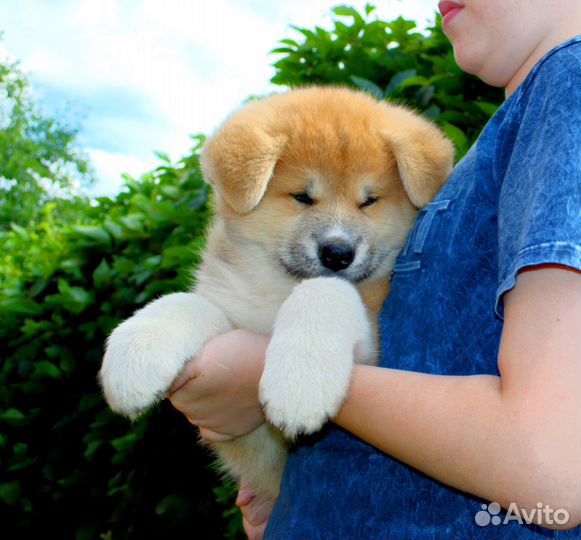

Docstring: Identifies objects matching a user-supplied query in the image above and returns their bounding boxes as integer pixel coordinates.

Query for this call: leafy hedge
[0,5,504,539]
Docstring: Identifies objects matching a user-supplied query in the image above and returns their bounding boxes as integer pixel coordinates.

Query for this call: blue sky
[0,0,437,195]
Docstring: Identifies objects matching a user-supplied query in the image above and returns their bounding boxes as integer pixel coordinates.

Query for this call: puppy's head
[201,87,454,282]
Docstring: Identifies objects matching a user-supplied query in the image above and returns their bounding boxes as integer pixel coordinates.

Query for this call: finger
[238,490,276,526]
[168,376,204,407]
[242,516,267,540]
[198,427,236,443]
[169,357,199,394]
[169,375,193,395]
[166,385,198,413]
[236,486,255,508]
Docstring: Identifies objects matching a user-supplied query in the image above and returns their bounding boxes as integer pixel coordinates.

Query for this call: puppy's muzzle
[318,242,356,272]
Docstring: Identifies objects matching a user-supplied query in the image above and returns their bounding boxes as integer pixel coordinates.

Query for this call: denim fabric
[265,36,581,540]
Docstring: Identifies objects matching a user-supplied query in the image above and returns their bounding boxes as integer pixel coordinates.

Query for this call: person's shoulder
[535,36,581,79]
[520,36,581,97]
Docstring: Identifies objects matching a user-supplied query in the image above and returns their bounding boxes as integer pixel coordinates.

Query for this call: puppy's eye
[359,196,379,209]
[291,192,314,205]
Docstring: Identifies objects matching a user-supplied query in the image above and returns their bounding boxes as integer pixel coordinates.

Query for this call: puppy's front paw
[100,318,187,418]
[99,292,232,418]
[259,337,353,438]
[259,277,370,438]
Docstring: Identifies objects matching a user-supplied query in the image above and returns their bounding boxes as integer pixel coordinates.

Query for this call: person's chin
[451,41,485,78]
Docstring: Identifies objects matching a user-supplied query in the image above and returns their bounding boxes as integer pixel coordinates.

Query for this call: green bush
[1,5,504,539]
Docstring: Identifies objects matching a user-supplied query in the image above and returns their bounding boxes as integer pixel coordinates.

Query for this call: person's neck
[505,24,580,98]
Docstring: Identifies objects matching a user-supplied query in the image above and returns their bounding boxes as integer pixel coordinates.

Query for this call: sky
[0,0,438,196]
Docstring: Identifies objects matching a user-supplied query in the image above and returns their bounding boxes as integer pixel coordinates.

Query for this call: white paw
[99,292,231,418]
[260,336,353,438]
[259,277,372,438]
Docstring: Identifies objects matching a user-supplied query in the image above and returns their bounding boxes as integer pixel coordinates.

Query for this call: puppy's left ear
[201,122,286,214]
[382,109,455,208]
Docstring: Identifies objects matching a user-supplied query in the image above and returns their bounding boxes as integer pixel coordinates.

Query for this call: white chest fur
[195,248,297,335]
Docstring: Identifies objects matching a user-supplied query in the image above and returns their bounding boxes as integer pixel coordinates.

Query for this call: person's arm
[334,265,581,529]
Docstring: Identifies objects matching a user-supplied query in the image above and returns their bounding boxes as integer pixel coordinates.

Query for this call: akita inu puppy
[99,87,454,501]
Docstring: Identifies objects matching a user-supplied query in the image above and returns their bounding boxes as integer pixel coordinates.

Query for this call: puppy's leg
[99,292,232,418]
[259,277,375,438]
[212,424,287,500]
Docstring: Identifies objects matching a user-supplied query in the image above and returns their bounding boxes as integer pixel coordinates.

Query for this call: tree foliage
[0,5,504,539]
[0,52,92,230]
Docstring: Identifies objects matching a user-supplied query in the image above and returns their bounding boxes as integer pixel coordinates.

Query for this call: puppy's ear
[201,123,286,214]
[382,109,454,208]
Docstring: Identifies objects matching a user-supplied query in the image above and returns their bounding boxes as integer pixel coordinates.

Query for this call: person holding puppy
[169,0,581,538]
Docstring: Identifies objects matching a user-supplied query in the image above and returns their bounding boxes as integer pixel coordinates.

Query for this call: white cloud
[84,148,157,196]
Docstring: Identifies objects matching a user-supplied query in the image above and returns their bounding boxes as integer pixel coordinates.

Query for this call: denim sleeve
[496,48,581,318]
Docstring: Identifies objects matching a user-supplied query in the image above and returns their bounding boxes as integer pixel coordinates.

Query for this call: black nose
[319,243,355,272]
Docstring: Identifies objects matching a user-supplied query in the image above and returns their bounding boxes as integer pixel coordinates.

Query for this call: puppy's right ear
[200,123,286,214]
[381,107,454,208]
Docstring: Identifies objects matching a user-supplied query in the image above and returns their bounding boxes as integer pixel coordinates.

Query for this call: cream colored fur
[99,87,454,499]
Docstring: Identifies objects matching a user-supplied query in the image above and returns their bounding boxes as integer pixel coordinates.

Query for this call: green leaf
[155,494,190,519]
[0,481,21,505]
[398,75,429,88]
[28,280,48,298]
[57,279,94,311]
[58,279,94,306]
[385,69,417,95]
[159,185,181,199]
[111,433,139,452]
[119,213,145,233]
[289,25,316,41]
[474,100,499,116]
[112,257,135,275]
[387,17,417,37]
[0,408,28,426]
[60,257,86,275]
[423,105,441,120]
[365,3,376,16]
[72,225,112,246]
[59,350,76,374]
[271,47,296,55]
[79,393,103,412]
[103,218,124,239]
[93,259,112,289]
[9,223,28,239]
[442,122,469,158]
[13,442,28,457]
[332,5,365,26]
[278,38,298,47]
[0,298,43,316]
[84,440,103,461]
[34,360,61,379]
[154,150,171,163]
[350,76,383,99]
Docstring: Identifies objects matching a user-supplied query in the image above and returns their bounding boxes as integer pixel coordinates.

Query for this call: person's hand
[168,329,269,442]
[236,484,275,540]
